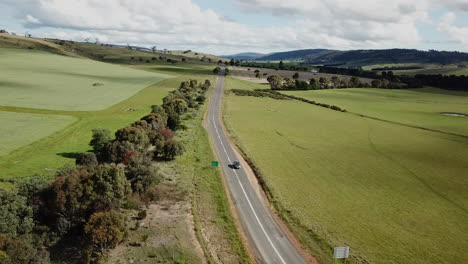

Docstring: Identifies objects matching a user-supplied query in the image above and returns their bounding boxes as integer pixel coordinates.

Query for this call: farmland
[223,77,468,263]
[0,48,170,111]
[0,37,247,263]
[0,111,77,155]
[282,87,468,137]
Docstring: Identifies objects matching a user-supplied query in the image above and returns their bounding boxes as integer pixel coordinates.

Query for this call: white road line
[211,115,287,264]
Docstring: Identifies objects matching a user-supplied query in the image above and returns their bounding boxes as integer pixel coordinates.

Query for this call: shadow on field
[57,152,81,159]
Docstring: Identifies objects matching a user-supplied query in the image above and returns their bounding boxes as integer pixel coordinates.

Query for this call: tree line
[0,79,211,264]
[266,74,367,90]
[231,89,346,112]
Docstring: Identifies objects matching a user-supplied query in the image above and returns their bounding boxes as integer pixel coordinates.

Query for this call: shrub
[76,153,98,167]
[84,211,127,255]
[162,140,185,160]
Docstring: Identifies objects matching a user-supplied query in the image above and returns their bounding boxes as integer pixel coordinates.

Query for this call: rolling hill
[221,52,266,60]
[233,47,468,67]
[255,49,331,61]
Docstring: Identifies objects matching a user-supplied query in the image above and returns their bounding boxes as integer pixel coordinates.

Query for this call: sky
[1,0,468,55]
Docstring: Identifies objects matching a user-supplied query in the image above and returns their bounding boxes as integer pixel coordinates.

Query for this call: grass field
[0,75,177,179]
[362,63,468,76]
[0,111,77,155]
[282,87,468,137]
[0,48,170,111]
[224,77,468,264]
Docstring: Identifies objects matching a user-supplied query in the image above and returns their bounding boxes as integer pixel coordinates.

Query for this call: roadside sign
[333,246,350,259]
[211,161,219,167]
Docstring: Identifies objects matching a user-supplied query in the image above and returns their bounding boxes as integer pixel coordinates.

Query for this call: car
[232,160,241,169]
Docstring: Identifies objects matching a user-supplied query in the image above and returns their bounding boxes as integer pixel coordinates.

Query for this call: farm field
[362,63,468,76]
[223,77,468,263]
[0,76,176,180]
[0,111,77,155]
[282,87,468,137]
[0,48,170,110]
[229,66,375,84]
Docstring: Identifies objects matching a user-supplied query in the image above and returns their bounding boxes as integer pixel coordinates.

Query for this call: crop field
[0,111,77,156]
[223,77,468,264]
[282,87,468,137]
[0,48,170,110]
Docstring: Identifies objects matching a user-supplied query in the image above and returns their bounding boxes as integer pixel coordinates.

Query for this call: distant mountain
[221,52,266,60]
[255,49,332,61]
[305,49,468,66]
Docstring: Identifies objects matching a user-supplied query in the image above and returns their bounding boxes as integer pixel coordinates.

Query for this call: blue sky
[1,0,468,54]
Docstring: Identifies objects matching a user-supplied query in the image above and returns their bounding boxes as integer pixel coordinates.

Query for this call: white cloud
[438,12,468,44]
[2,0,468,53]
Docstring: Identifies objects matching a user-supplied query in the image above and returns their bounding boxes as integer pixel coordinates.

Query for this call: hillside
[306,49,468,66]
[0,33,223,65]
[236,47,468,67]
[221,52,266,60]
[256,49,331,61]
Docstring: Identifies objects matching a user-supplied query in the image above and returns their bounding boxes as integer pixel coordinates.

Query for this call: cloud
[2,0,468,53]
[437,12,468,44]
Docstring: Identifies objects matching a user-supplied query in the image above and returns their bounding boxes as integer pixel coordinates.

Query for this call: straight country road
[205,70,307,264]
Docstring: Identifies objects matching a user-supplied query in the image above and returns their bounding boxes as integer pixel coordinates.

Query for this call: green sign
[211,161,219,167]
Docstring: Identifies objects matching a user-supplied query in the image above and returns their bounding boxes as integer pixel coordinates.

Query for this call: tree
[162,139,185,160]
[169,98,188,115]
[267,75,283,90]
[371,79,382,88]
[309,78,318,90]
[51,164,130,231]
[331,76,340,88]
[224,68,230,75]
[255,72,261,78]
[213,67,221,74]
[0,235,35,264]
[76,153,98,167]
[319,77,329,89]
[89,129,112,157]
[84,211,127,255]
[283,78,295,90]
[295,80,309,90]
[0,189,33,236]
[141,113,167,130]
[349,76,362,87]
[292,72,299,79]
[151,46,156,53]
[115,126,150,150]
[279,60,285,70]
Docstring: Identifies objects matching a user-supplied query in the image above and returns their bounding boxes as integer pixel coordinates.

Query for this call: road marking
[211,115,287,264]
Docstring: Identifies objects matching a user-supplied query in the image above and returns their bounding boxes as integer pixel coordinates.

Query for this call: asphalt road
[206,71,306,264]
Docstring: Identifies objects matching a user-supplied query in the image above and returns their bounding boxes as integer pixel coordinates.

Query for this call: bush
[84,211,127,255]
[162,140,185,160]
[0,189,33,236]
[76,153,98,167]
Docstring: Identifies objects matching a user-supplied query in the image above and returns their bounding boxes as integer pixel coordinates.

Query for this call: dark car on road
[232,160,241,169]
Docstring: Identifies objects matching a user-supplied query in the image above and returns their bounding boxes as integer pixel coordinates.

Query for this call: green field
[0,111,77,155]
[362,63,468,76]
[0,48,170,110]
[224,77,468,263]
[282,87,468,137]
[0,75,177,179]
